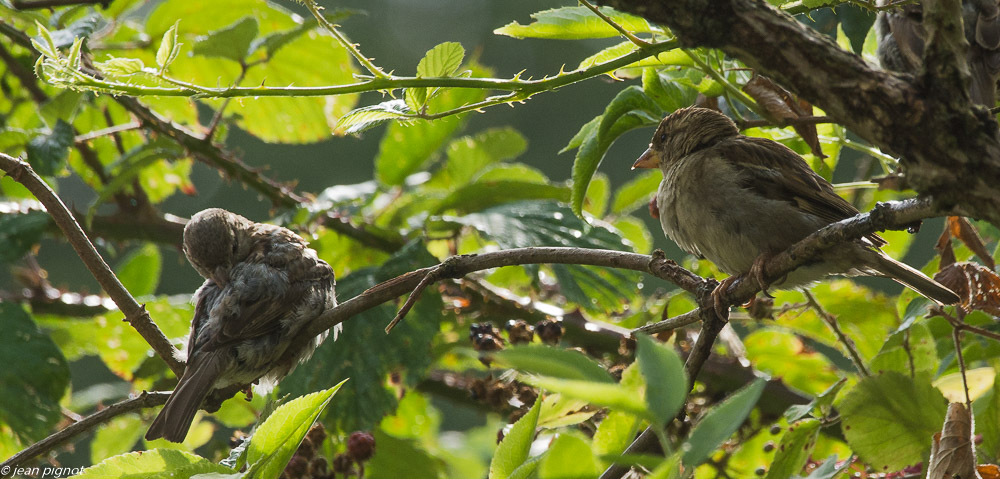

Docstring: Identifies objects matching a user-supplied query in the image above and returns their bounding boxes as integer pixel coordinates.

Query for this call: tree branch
[0,153,184,375]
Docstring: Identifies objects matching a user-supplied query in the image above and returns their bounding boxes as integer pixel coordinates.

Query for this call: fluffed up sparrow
[633,107,960,314]
[145,208,337,442]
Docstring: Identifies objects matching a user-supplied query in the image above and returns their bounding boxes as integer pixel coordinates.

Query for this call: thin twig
[579,0,650,46]
[74,122,142,143]
[803,289,870,376]
[0,153,184,375]
[0,392,169,471]
[303,0,389,79]
[633,309,702,334]
[935,307,1000,342]
[385,270,436,333]
[951,326,972,409]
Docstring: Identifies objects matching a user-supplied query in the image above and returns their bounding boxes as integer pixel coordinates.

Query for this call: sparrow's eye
[659,133,666,143]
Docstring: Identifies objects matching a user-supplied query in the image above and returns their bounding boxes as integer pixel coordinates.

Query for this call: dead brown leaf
[934,262,1000,316]
[742,74,825,158]
[926,403,978,479]
[979,464,1000,479]
[948,216,996,270]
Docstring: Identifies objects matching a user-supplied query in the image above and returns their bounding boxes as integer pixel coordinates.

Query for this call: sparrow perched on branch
[876,0,1000,105]
[145,208,336,442]
[633,107,959,313]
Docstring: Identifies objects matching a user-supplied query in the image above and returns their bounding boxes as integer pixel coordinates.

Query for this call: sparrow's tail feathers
[145,351,227,443]
[870,253,960,305]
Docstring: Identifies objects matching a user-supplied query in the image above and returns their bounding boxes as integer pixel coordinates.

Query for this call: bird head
[632,106,739,170]
[183,208,254,285]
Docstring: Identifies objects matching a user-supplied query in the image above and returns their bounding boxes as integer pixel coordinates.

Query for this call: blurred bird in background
[876,0,1000,105]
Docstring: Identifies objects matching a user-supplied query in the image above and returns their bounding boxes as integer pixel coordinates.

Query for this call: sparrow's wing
[216,263,311,346]
[719,136,886,246]
[215,251,335,344]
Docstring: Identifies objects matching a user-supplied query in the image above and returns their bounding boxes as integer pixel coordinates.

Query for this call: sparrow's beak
[632,147,658,170]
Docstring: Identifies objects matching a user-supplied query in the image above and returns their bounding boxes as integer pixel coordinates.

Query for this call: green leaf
[493,345,614,383]
[433,180,569,215]
[156,21,181,72]
[281,241,443,432]
[375,61,489,184]
[408,42,466,110]
[868,322,937,377]
[245,382,345,479]
[613,217,653,255]
[433,127,529,188]
[495,6,655,40]
[27,119,74,176]
[0,303,69,442]
[40,90,85,130]
[521,376,647,416]
[570,86,661,217]
[538,433,601,479]
[417,41,465,78]
[642,68,700,113]
[92,140,185,209]
[368,429,443,479]
[798,454,852,479]
[764,419,820,479]
[148,0,360,143]
[592,410,641,467]
[584,173,610,218]
[115,244,162,297]
[445,200,639,313]
[635,334,687,426]
[979,370,1000,460]
[250,10,360,58]
[838,371,947,470]
[490,396,542,479]
[612,169,660,215]
[537,394,597,428]
[96,57,145,76]
[0,210,49,263]
[337,100,414,135]
[784,378,847,422]
[75,297,193,381]
[90,414,144,465]
[744,329,840,395]
[683,378,766,468]
[192,17,259,62]
[70,449,233,478]
[577,42,691,74]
